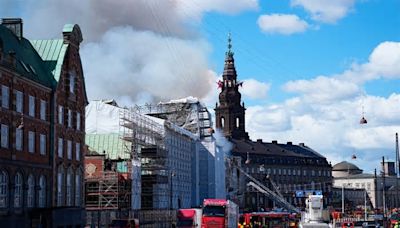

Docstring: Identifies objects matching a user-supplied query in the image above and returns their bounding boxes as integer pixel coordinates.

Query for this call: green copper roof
[0,25,57,88]
[30,39,68,82]
[86,133,131,160]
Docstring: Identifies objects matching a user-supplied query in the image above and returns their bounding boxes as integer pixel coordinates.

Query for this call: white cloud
[241,79,270,99]
[341,41,400,83]
[291,0,356,23]
[284,41,400,104]
[257,14,309,35]
[245,41,400,172]
[284,76,360,103]
[247,105,291,132]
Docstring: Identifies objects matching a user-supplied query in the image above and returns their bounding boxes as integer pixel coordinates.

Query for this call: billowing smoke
[214,129,233,155]
[19,0,193,40]
[81,27,215,104]
[6,0,248,105]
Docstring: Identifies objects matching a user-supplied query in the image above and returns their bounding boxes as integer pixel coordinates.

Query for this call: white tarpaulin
[85,100,122,134]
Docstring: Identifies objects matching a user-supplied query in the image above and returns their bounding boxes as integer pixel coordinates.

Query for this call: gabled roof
[30,39,68,82]
[86,133,131,160]
[0,25,56,88]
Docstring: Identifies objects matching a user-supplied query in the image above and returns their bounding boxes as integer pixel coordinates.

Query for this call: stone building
[333,161,400,211]
[215,35,332,212]
[0,18,87,227]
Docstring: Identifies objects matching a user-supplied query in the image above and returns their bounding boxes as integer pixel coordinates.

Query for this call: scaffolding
[86,171,131,210]
[132,100,213,139]
[119,107,170,210]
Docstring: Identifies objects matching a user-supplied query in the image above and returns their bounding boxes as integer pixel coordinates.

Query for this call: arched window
[0,171,8,208]
[27,174,35,208]
[75,171,81,207]
[66,168,72,206]
[38,175,46,208]
[236,117,240,128]
[221,117,225,128]
[57,166,64,206]
[14,172,22,208]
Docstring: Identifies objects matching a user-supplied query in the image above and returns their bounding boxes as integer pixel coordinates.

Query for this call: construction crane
[231,162,300,213]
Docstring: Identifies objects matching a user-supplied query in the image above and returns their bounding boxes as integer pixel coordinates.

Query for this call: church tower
[215,34,249,140]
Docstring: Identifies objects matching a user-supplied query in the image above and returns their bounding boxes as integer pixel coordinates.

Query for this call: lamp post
[170,170,176,210]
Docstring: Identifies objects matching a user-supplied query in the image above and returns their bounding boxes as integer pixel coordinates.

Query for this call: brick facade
[0,19,87,227]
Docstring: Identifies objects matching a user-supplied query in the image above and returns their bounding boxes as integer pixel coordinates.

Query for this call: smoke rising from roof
[7,0,249,105]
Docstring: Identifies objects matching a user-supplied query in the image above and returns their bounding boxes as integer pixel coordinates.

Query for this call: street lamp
[170,170,176,210]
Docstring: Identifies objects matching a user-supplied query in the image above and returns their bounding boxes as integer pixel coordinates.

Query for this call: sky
[2,0,400,173]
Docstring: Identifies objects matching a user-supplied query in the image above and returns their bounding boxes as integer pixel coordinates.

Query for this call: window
[40,134,46,155]
[38,175,46,208]
[58,138,63,158]
[57,167,64,206]
[76,112,81,131]
[58,105,63,125]
[67,140,72,160]
[75,172,81,207]
[28,131,35,153]
[27,175,34,208]
[0,171,8,208]
[68,109,72,128]
[221,117,225,128]
[40,100,46,120]
[15,128,22,151]
[15,90,23,113]
[14,172,22,208]
[75,143,80,161]
[66,168,72,206]
[1,124,9,148]
[1,85,9,109]
[28,95,35,117]
[69,71,76,94]
[236,117,239,128]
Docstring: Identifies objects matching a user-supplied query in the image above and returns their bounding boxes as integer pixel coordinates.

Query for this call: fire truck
[201,199,239,227]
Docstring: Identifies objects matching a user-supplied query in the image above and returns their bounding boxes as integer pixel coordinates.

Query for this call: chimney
[1,18,23,40]
[256,139,263,143]
[299,143,305,147]
[287,141,293,145]
[272,140,278,144]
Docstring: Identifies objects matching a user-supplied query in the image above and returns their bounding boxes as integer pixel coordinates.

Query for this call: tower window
[236,117,240,128]
[221,117,225,128]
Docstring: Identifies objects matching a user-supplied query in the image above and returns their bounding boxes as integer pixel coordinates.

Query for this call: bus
[239,211,300,228]
[201,199,238,227]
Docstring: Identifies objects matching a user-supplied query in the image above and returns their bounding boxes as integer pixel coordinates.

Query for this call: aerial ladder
[231,162,300,213]
[266,175,284,199]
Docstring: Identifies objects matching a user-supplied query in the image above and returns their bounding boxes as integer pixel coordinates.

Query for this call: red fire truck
[239,211,300,228]
[201,199,239,227]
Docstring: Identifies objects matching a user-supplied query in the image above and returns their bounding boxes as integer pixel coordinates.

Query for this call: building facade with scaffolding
[132,97,227,206]
[86,99,201,225]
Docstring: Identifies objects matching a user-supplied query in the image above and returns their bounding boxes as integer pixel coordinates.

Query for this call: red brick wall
[85,156,104,179]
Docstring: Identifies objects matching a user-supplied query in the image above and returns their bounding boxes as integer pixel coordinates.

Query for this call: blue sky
[2,0,400,173]
[203,0,400,104]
